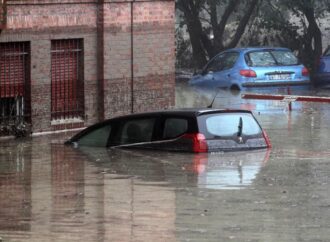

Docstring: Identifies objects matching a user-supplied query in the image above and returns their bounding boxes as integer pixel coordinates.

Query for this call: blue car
[189,47,310,90]
[314,46,330,87]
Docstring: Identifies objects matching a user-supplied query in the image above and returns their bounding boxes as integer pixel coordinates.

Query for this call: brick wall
[0,0,6,29]
[0,0,175,134]
[103,1,175,118]
[132,1,175,113]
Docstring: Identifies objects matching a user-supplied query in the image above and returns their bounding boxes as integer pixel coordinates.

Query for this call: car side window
[325,47,330,56]
[163,118,188,139]
[205,52,238,73]
[77,124,112,147]
[116,118,156,145]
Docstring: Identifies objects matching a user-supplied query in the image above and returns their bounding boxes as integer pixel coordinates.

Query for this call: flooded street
[1,83,330,241]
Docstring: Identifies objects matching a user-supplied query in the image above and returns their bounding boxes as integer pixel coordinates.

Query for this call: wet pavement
[1,83,330,242]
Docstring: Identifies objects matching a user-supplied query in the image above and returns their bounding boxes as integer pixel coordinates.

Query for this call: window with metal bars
[0,0,6,29]
[0,42,31,132]
[51,39,84,121]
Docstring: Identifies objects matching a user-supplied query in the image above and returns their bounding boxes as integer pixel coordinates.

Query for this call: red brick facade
[0,0,175,134]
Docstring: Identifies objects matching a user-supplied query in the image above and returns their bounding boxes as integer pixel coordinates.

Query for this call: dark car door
[144,115,196,152]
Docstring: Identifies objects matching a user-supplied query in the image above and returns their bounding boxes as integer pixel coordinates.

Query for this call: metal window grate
[51,39,84,121]
[0,42,31,136]
[0,0,6,29]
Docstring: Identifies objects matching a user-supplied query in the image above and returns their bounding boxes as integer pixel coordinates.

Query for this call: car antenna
[237,117,243,137]
[207,89,220,108]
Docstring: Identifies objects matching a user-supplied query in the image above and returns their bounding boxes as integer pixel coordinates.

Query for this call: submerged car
[314,46,330,87]
[189,47,310,90]
[65,109,271,153]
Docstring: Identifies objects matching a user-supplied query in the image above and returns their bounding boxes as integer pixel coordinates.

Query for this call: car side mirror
[198,69,209,75]
[194,69,202,75]
[203,70,213,75]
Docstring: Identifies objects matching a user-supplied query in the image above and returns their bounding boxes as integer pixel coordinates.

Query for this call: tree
[246,0,330,72]
[176,0,260,69]
[176,0,330,75]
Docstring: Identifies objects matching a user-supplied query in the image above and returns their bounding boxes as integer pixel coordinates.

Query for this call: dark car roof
[107,108,252,120]
[84,108,253,129]
[66,108,254,144]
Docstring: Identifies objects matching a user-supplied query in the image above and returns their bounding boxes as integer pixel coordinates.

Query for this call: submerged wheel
[230,84,240,91]
[230,84,241,95]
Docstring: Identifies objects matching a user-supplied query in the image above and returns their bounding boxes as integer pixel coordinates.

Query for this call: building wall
[103,1,175,118]
[0,0,175,134]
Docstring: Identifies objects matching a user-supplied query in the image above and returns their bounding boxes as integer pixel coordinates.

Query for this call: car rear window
[246,50,299,67]
[198,112,262,138]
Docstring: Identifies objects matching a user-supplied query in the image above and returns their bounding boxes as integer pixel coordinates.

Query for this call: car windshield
[76,124,112,147]
[324,48,330,56]
[246,50,299,67]
[198,112,262,138]
[205,52,239,73]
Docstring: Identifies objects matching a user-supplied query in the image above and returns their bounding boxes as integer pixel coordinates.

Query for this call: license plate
[269,74,291,80]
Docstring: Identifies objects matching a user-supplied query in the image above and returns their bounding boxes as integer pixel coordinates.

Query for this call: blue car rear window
[246,50,299,67]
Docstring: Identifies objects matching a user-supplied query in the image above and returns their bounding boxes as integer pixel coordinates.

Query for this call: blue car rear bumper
[242,80,310,87]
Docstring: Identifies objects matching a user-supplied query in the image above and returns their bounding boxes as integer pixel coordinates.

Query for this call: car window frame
[162,117,189,140]
[108,114,161,147]
[157,114,197,141]
[324,46,330,56]
[203,51,239,74]
[69,120,114,147]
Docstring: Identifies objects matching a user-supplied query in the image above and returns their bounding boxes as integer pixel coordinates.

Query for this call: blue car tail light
[182,133,208,153]
[240,69,257,78]
[302,67,309,76]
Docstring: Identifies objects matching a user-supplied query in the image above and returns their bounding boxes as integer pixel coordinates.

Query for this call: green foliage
[177,0,260,69]
[175,27,193,69]
[176,0,330,74]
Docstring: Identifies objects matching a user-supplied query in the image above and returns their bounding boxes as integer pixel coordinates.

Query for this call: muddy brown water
[0,84,330,241]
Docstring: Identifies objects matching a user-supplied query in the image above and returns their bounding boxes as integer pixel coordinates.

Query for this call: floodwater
[1,83,330,242]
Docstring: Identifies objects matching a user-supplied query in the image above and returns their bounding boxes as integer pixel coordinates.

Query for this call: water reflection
[176,82,313,111]
[0,142,178,241]
[185,150,270,190]
[0,83,329,241]
[0,139,270,241]
[0,142,31,232]
[50,145,85,232]
[78,147,270,190]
